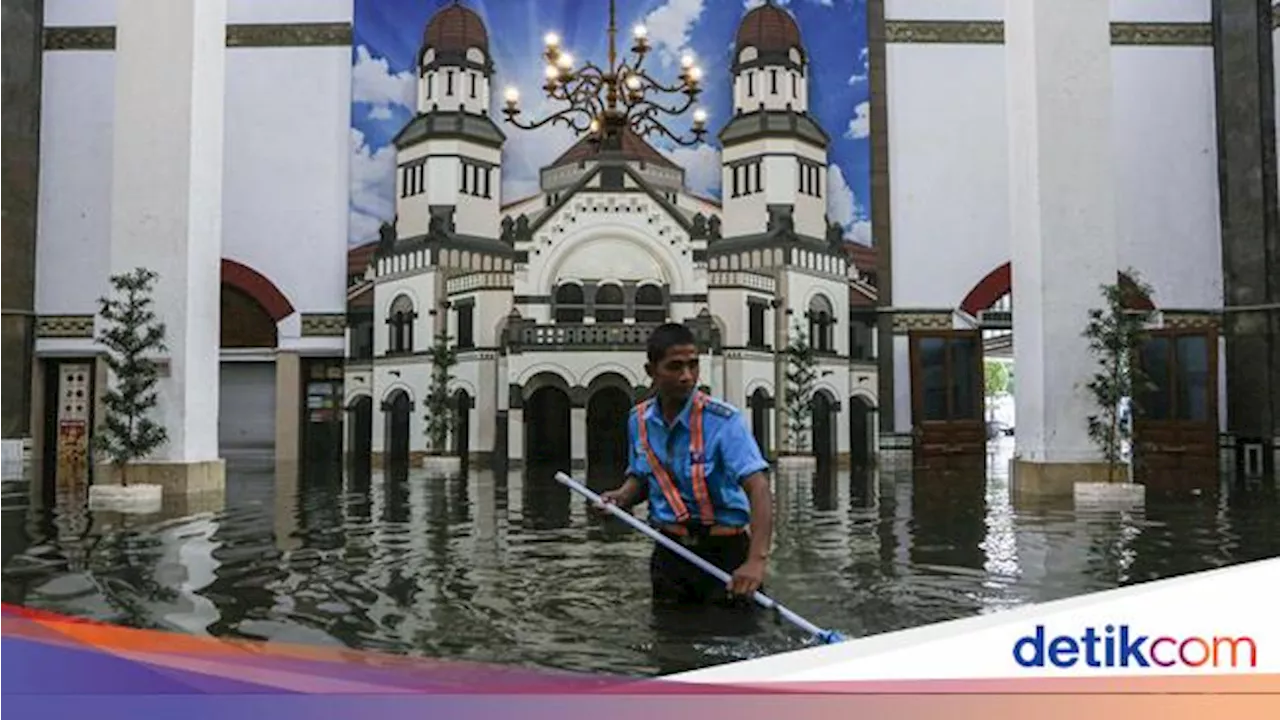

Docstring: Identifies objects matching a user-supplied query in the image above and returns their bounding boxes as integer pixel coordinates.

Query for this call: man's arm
[719,412,773,596]
[743,471,773,561]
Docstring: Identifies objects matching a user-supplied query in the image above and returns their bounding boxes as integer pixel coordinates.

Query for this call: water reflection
[2,456,1278,676]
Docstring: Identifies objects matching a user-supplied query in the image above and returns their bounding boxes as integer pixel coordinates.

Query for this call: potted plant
[421,329,462,477]
[1078,268,1155,503]
[89,267,168,512]
[776,318,818,474]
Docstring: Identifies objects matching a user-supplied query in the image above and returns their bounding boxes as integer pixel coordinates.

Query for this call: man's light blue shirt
[627,391,769,528]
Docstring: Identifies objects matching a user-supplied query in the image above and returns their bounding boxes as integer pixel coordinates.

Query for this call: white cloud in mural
[846,100,870,139]
[349,128,398,245]
[827,164,856,226]
[644,0,706,65]
[662,143,722,198]
[352,45,415,119]
[849,47,869,85]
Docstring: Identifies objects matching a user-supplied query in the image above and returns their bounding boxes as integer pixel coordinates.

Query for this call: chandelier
[501,0,708,147]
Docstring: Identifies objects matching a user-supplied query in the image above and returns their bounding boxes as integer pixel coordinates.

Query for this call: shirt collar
[646,390,698,430]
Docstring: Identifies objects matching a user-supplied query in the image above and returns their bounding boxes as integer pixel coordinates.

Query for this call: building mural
[343,0,881,474]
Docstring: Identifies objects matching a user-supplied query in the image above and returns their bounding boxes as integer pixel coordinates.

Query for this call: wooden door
[1132,328,1219,496]
[909,330,986,470]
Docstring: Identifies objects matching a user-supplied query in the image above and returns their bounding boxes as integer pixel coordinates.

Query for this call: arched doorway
[849,395,874,470]
[347,395,373,469]
[749,388,772,458]
[524,378,571,468]
[453,389,472,467]
[383,389,412,469]
[586,376,632,484]
[811,390,837,471]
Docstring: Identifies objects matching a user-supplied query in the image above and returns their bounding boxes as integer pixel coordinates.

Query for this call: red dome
[735,2,803,54]
[423,2,489,53]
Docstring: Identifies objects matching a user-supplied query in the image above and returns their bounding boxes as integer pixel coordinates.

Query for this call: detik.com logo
[1013,625,1258,669]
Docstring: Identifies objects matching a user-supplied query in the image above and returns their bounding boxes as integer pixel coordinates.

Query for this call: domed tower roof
[735,1,804,61]
[419,1,492,73]
[423,2,489,53]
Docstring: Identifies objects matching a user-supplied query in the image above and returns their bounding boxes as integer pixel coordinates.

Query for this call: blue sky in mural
[348,0,871,246]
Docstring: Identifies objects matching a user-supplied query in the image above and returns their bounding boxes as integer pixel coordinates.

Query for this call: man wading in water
[594,322,775,608]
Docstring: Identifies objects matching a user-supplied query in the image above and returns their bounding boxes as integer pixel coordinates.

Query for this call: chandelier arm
[634,72,694,95]
[629,92,696,119]
[506,106,597,133]
[633,115,703,147]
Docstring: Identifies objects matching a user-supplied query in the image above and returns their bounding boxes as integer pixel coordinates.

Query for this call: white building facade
[343,3,880,477]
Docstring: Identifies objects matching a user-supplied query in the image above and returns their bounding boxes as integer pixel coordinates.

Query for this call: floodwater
[3,441,1278,677]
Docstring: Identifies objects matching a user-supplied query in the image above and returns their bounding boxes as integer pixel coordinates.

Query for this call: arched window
[594,283,625,323]
[807,294,834,353]
[634,284,666,323]
[554,283,585,323]
[387,294,415,354]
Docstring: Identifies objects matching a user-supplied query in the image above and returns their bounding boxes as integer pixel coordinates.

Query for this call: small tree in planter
[422,329,459,473]
[783,318,818,456]
[94,267,169,489]
[1082,269,1155,483]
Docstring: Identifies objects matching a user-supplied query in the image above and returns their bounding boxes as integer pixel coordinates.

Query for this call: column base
[95,459,226,495]
[1011,458,1127,499]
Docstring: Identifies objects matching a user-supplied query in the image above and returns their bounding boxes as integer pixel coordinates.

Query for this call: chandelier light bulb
[544,32,560,48]
[681,53,695,69]
[545,64,558,79]
[633,24,647,39]
[504,86,520,103]
[692,108,708,125]
[557,53,574,70]
[689,66,703,83]
[626,75,642,90]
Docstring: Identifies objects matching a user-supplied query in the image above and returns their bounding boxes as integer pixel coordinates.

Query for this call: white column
[110,0,226,465]
[570,406,587,467]
[1007,0,1118,465]
[508,408,524,462]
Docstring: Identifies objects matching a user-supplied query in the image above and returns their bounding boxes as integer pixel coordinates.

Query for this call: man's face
[646,344,699,401]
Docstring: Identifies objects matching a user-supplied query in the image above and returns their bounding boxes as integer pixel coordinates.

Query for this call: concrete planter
[421,454,463,478]
[775,455,817,474]
[1073,481,1145,509]
[88,484,163,514]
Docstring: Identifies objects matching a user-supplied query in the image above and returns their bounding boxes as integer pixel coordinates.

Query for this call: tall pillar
[1214,0,1279,479]
[275,352,301,462]
[1008,0,1119,493]
[507,407,524,463]
[570,406,587,470]
[108,0,227,489]
[1,0,44,477]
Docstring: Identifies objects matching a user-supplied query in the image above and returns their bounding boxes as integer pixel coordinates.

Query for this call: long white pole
[554,471,846,644]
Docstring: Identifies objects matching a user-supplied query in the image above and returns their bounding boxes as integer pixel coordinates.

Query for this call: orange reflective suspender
[637,392,717,526]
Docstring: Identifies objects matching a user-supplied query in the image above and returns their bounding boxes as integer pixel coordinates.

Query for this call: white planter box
[1074,481,1145,509]
[88,484,163,514]
[421,455,463,478]
[775,455,817,474]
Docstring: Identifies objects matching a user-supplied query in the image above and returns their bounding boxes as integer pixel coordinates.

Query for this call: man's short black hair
[646,322,698,364]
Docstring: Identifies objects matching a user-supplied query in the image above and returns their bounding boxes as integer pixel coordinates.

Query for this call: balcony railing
[508,322,662,351]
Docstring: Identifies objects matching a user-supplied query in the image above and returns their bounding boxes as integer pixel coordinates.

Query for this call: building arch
[583,363,641,390]
[521,369,574,402]
[380,382,417,407]
[534,223,690,296]
[516,363,576,389]
[960,262,1157,315]
[221,258,295,322]
[382,387,413,469]
[849,387,878,407]
[744,378,775,399]
[811,387,838,470]
[379,285,423,318]
[221,284,278,348]
[345,390,373,408]
[448,377,478,398]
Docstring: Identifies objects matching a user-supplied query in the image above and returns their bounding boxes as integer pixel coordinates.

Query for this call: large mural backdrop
[348,0,871,247]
